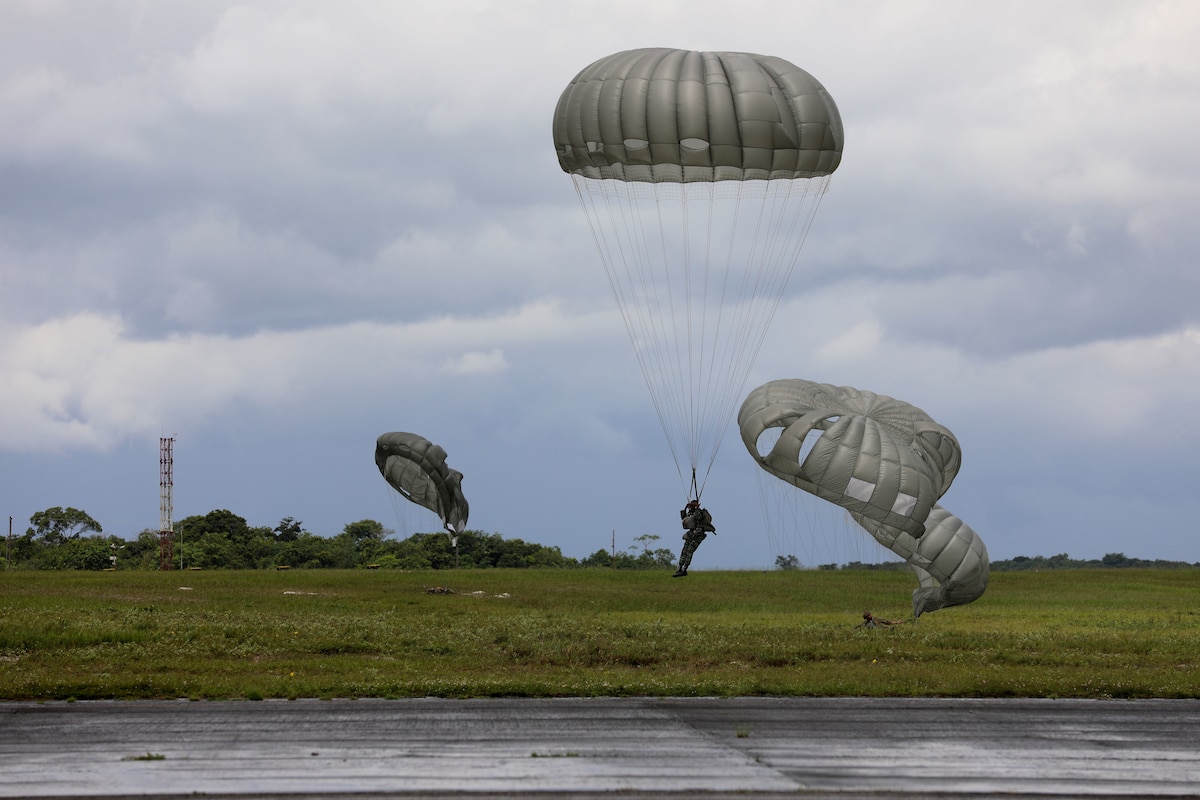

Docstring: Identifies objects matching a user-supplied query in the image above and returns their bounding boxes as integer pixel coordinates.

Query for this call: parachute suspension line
[728,177,831,426]
[646,179,697,483]
[731,179,812,403]
[679,181,766,497]
[383,483,413,539]
[699,183,770,483]
[686,180,718,490]
[668,180,698,475]
[571,175,834,498]
[690,183,747,492]
[684,181,700,473]
[753,460,892,570]
[381,476,437,540]
[693,177,833,494]
[571,176,687,482]
[623,179,690,480]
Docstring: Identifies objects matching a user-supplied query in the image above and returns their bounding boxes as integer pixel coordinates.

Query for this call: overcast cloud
[2,0,1198,568]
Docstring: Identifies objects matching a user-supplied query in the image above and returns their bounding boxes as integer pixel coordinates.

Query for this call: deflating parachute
[738,380,960,538]
[851,505,989,616]
[374,433,469,535]
[738,379,988,616]
[554,48,842,497]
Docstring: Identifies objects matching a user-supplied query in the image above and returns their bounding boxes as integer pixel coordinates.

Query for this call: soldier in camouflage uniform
[673,500,715,577]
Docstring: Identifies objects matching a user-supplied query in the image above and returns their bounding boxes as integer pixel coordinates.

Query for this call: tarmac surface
[1,697,1198,798]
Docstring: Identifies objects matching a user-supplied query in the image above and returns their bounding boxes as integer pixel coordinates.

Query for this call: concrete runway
[1,697,1198,798]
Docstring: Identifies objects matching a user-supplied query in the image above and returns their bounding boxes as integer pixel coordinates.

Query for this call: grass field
[1,568,1197,701]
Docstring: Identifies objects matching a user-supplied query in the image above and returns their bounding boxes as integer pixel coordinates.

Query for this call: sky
[2,0,1199,569]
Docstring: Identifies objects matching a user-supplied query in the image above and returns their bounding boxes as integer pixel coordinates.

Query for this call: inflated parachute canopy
[738,379,961,539]
[375,432,469,534]
[553,48,843,183]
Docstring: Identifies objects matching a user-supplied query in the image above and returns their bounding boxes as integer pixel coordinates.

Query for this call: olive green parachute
[738,379,988,616]
[374,433,468,535]
[553,48,843,183]
[851,506,990,616]
[738,380,960,539]
[553,49,843,496]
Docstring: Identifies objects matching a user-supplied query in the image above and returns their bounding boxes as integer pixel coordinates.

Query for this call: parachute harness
[688,467,702,506]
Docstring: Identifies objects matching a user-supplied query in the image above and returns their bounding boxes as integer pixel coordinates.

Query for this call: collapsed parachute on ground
[738,379,988,616]
[374,433,469,536]
[554,48,842,497]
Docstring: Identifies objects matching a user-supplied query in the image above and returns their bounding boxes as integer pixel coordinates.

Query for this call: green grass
[1,568,1197,701]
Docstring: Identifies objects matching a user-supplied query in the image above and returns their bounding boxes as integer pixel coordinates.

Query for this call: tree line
[3,506,675,571]
[988,553,1198,570]
[775,552,1198,571]
[7,507,1194,572]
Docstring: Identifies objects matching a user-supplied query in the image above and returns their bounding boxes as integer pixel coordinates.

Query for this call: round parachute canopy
[375,432,469,534]
[553,48,843,183]
[553,49,843,494]
[738,378,988,616]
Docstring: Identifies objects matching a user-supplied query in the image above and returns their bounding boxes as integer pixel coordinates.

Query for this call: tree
[40,536,120,570]
[1046,553,1071,569]
[628,534,675,568]
[333,520,393,566]
[27,507,102,545]
[7,530,41,567]
[274,517,303,543]
[128,529,164,570]
[579,534,671,570]
[175,509,272,569]
[274,533,340,569]
[340,519,391,548]
[775,554,801,571]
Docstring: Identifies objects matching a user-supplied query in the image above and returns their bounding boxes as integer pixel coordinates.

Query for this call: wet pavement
[1,697,1198,798]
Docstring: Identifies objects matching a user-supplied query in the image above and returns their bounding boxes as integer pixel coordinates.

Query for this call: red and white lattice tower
[159,437,174,570]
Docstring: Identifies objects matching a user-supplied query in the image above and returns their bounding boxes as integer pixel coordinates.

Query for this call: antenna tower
[159,437,174,570]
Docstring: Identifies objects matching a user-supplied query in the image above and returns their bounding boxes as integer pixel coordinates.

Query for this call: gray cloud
[2,1,1199,567]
